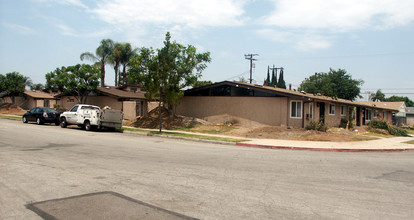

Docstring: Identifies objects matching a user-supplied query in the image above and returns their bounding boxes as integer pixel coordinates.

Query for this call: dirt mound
[132,107,209,129]
[0,103,27,115]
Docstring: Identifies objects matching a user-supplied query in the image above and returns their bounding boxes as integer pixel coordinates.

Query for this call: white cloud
[92,0,246,28]
[263,0,414,31]
[295,34,332,51]
[2,22,37,35]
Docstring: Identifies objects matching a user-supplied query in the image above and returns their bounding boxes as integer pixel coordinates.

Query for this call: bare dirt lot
[0,103,26,115]
[131,110,378,142]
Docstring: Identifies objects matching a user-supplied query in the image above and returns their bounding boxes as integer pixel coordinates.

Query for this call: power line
[244,54,259,84]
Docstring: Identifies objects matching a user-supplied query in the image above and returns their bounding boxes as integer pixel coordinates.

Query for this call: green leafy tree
[385,96,414,107]
[370,89,386,101]
[277,68,286,89]
[129,32,211,131]
[80,39,114,87]
[1,72,27,102]
[193,80,212,88]
[298,68,364,100]
[46,64,101,104]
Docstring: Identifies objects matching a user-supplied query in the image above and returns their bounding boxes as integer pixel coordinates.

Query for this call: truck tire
[60,118,67,128]
[84,120,92,131]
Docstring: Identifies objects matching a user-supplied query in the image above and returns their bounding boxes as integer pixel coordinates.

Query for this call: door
[27,108,38,121]
[66,105,79,124]
[356,107,361,126]
[319,102,325,123]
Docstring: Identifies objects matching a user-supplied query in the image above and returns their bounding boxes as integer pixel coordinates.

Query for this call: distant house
[406,107,414,125]
[355,101,406,126]
[176,81,397,128]
[1,90,58,110]
[56,86,147,120]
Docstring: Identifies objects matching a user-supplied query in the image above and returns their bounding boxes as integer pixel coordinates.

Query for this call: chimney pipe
[289,84,292,90]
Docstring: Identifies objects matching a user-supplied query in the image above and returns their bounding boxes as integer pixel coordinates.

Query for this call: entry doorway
[356,107,361,126]
[319,102,325,124]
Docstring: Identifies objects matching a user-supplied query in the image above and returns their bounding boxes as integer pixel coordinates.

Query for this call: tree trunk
[114,66,118,86]
[101,61,105,87]
[158,90,162,133]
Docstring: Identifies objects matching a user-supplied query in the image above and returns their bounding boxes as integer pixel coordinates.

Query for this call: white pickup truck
[60,104,123,131]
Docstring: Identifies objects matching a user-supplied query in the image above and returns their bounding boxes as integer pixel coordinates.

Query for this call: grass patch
[403,140,414,145]
[349,135,379,141]
[149,131,247,143]
[122,127,151,133]
[0,114,21,120]
[123,127,247,143]
[404,129,414,135]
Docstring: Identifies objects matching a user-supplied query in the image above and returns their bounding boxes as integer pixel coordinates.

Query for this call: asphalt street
[1,118,413,219]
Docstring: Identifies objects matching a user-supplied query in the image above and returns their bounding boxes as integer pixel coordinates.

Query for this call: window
[329,104,335,115]
[70,105,78,112]
[309,102,314,119]
[290,101,302,118]
[366,109,372,121]
[341,105,346,116]
[383,111,386,120]
[373,110,377,118]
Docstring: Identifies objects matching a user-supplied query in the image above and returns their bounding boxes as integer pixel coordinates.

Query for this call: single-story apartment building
[1,90,58,110]
[176,81,397,128]
[56,86,148,120]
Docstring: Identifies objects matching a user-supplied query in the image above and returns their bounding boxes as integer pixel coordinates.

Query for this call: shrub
[387,126,409,137]
[367,120,388,130]
[306,120,329,132]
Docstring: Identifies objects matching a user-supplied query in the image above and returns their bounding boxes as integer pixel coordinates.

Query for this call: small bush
[387,126,409,137]
[367,120,388,130]
[306,120,329,132]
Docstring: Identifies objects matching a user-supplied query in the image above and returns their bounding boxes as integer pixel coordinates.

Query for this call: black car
[22,107,60,125]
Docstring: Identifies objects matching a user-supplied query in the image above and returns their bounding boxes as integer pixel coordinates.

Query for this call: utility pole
[245,54,259,84]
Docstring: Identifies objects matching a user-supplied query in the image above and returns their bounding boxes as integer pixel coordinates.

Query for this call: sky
[1,0,414,101]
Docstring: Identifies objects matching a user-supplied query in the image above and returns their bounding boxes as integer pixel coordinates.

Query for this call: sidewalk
[127,127,414,152]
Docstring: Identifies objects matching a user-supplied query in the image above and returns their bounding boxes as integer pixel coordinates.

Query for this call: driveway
[1,118,414,219]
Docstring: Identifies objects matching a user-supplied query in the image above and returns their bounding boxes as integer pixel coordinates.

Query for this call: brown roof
[97,86,146,99]
[188,81,398,111]
[24,90,55,99]
[354,101,405,111]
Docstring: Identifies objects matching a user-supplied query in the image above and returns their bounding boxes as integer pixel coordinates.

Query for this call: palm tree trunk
[100,61,105,87]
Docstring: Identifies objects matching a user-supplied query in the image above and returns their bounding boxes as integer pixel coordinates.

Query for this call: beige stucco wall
[176,96,289,126]
[122,101,136,120]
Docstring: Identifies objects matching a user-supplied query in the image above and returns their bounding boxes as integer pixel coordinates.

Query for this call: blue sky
[1,0,414,100]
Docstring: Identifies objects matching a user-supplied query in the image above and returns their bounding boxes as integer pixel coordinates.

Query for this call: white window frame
[341,105,346,116]
[329,104,335,115]
[309,102,314,119]
[290,100,303,119]
[383,111,386,120]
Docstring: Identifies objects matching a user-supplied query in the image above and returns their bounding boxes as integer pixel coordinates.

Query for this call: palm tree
[80,39,114,87]
[119,43,137,86]
[108,42,122,86]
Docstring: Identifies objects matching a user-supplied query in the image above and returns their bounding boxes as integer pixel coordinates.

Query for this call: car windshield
[44,108,58,113]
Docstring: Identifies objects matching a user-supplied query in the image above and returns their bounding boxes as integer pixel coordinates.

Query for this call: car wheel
[36,118,43,125]
[84,121,92,131]
[60,118,67,128]
[23,116,28,123]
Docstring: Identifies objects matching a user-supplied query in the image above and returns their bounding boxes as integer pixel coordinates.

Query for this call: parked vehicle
[22,107,60,125]
[59,104,123,131]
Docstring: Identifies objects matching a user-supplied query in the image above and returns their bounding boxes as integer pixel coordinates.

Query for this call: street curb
[236,142,414,152]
